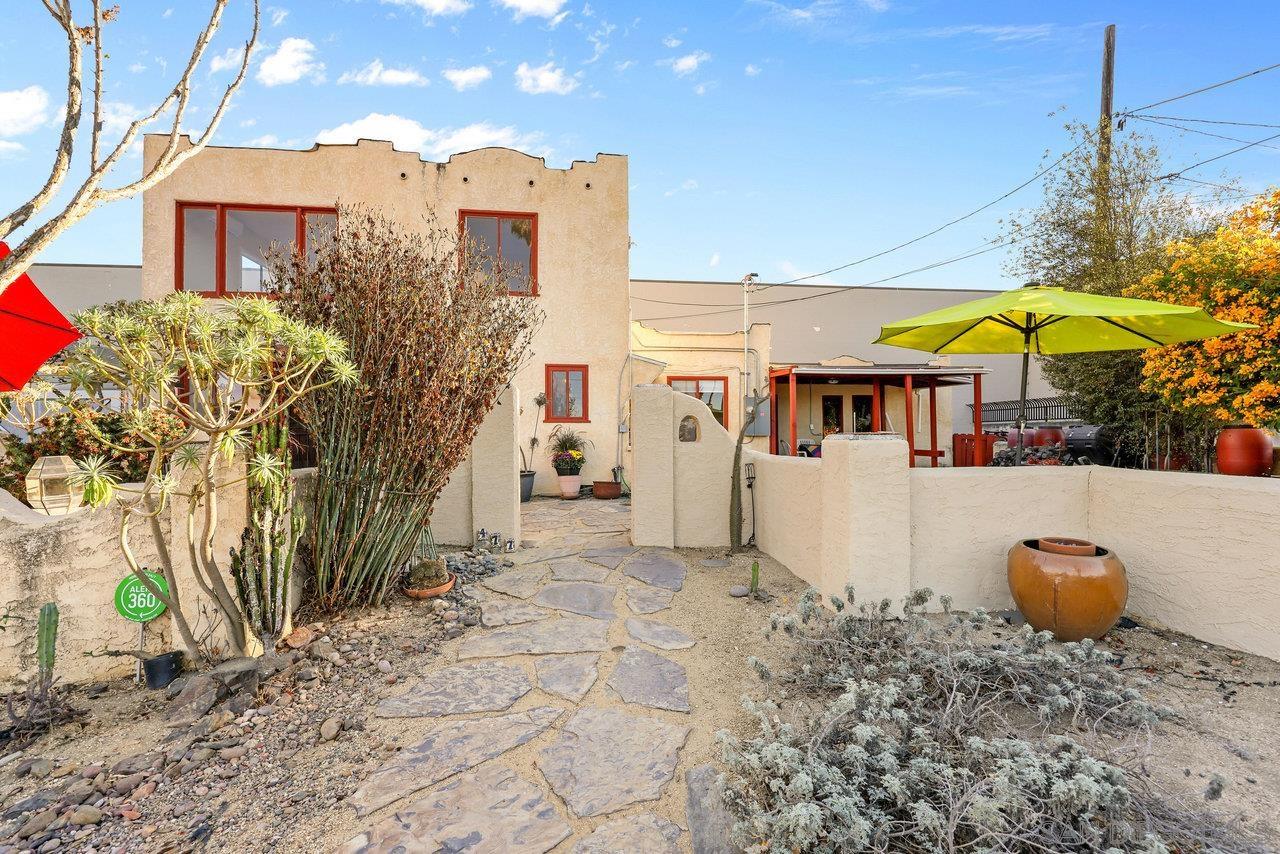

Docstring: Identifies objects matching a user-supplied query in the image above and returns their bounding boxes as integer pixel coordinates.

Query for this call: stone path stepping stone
[623,552,687,591]
[686,764,741,854]
[511,545,581,565]
[532,581,617,620]
[481,600,552,627]
[351,706,563,816]
[482,567,547,599]
[625,617,696,650]
[535,653,600,701]
[458,616,611,659]
[572,813,682,853]
[537,707,689,817]
[581,545,637,570]
[607,646,690,712]
[626,585,674,615]
[550,558,611,583]
[375,661,531,718]
[341,764,570,854]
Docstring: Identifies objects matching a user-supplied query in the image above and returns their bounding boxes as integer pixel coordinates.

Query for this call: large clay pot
[1005,427,1034,449]
[1007,537,1128,642]
[1215,426,1272,477]
[557,474,582,499]
[1033,425,1066,447]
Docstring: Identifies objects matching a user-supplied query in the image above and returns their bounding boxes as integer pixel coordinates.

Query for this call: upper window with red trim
[177,202,336,296]
[668,376,729,428]
[460,210,537,296]
[545,364,588,422]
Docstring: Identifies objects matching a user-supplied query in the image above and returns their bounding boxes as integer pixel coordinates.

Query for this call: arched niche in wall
[678,414,701,443]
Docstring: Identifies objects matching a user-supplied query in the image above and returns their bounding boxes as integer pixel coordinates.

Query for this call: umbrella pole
[1015,329,1031,466]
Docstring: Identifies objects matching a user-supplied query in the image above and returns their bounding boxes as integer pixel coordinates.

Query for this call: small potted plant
[548,426,589,499]
[519,393,546,503]
[403,555,456,599]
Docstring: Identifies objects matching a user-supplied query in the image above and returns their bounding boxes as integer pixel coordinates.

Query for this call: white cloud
[129,61,147,74]
[256,38,325,86]
[664,178,698,197]
[162,7,173,17]
[709,252,720,268]
[498,0,568,20]
[315,113,546,160]
[693,81,715,95]
[210,46,246,74]
[0,140,25,158]
[744,63,761,76]
[244,133,280,146]
[381,0,472,15]
[514,61,579,95]
[267,6,289,26]
[338,59,428,86]
[667,50,710,77]
[99,102,141,137]
[442,65,492,91]
[860,0,889,10]
[662,35,682,48]
[615,59,635,72]
[920,24,1055,42]
[0,86,50,137]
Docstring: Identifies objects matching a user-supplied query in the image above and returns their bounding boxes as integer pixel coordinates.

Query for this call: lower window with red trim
[545,364,588,422]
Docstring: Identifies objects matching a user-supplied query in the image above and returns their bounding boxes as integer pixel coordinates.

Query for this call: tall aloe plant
[230,413,301,650]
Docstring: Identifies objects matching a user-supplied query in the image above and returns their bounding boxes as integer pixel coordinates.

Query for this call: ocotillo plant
[231,414,302,651]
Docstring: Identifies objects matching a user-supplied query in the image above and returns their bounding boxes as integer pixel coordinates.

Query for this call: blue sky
[1,0,1278,290]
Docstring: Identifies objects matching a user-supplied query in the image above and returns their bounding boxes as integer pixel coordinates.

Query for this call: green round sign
[114,572,169,623]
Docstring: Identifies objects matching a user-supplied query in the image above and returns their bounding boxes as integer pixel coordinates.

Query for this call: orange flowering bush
[1128,188,1280,428]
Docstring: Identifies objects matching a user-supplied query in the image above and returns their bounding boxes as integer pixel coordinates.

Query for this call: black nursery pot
[143,651,184,690]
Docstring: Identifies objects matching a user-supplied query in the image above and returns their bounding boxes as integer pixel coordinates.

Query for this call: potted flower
[548,426,589,499]
[403,556,456,599]
[519,393,546,503]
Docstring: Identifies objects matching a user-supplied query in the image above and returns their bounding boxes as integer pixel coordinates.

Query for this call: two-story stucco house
[139,135,632,502]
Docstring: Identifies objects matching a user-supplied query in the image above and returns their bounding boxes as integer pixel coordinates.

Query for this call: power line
[1127,113,1280,130]
[1127,114,1280,152]
[1118,60,1280,115]
[1157,130,1280,180]
[639,233,1033,323]
[755,143,1085,291]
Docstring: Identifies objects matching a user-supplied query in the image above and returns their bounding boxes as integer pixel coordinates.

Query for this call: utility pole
[741,272,758,404]
[1094,24,1117,279]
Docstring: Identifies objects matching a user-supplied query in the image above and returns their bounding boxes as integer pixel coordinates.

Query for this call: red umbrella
[0,241,82,391]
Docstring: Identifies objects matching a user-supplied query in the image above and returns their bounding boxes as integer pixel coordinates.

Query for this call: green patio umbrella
[873,284,1255,463]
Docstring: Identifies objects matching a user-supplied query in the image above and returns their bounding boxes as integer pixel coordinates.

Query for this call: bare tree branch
[0,0,260,296]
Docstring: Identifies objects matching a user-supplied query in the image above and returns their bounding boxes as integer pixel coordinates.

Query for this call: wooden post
[872,379,882,432]
[788,370,798,456]
[928,378,938,468]
[903,375,915,468]
[972,372,984,466]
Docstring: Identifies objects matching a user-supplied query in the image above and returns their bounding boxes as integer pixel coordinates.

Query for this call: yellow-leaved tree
[1128,189,1280,428]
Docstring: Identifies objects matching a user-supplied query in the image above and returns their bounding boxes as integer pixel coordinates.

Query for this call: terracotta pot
[1033,425,1066,447]
[1216,426,1272,477]
[404,572,456,600]
[1005,427,1034,448]
[557,474,582,499]
[592,480,622,500]
[1007,538,1128,642]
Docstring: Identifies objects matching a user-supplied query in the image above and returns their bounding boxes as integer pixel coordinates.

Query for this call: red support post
[928,378,938,468]
[903,374,915,467]
[788,370,798,456]
[769,372,778,454]
[972,372,984,466]
[872,379,883,432]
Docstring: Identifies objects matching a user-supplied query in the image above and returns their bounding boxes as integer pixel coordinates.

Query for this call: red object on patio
[0,242,82,391]
[953,433,997,467]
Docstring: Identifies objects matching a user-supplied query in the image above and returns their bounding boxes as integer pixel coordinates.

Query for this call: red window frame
[175,201,337,296]
[667,375,730,428]
[545,364,589,423]
[458,209,539,296]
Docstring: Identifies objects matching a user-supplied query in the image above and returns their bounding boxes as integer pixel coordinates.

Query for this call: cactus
[36,602,58,686]
[749,561,760,596]
[231,414,302,651]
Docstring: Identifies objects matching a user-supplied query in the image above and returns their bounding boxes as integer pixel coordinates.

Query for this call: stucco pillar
[819,434,911,607]
[470,387,521,549]
[630,384,675,547]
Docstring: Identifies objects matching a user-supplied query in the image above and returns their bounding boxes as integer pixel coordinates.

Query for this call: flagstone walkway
[339,498,740,854]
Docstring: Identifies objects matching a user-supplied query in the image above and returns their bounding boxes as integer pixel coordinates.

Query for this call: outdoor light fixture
[745,462,756,489]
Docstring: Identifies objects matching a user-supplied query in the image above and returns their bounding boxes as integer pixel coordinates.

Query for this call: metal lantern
[490,533,501,549]
[25,455,84,516]
[504,538,516,553]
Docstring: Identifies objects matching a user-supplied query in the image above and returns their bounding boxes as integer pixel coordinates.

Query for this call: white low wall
[0,388,520,684]
[631,384,1280,660]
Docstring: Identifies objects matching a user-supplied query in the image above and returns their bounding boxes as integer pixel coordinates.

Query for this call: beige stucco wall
[909,466,1091,611]
[1088,467,1280,660]
[630,385,1280,660]
[671,390,734,548]
[141,137,630,496]
[630,385,676,548]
